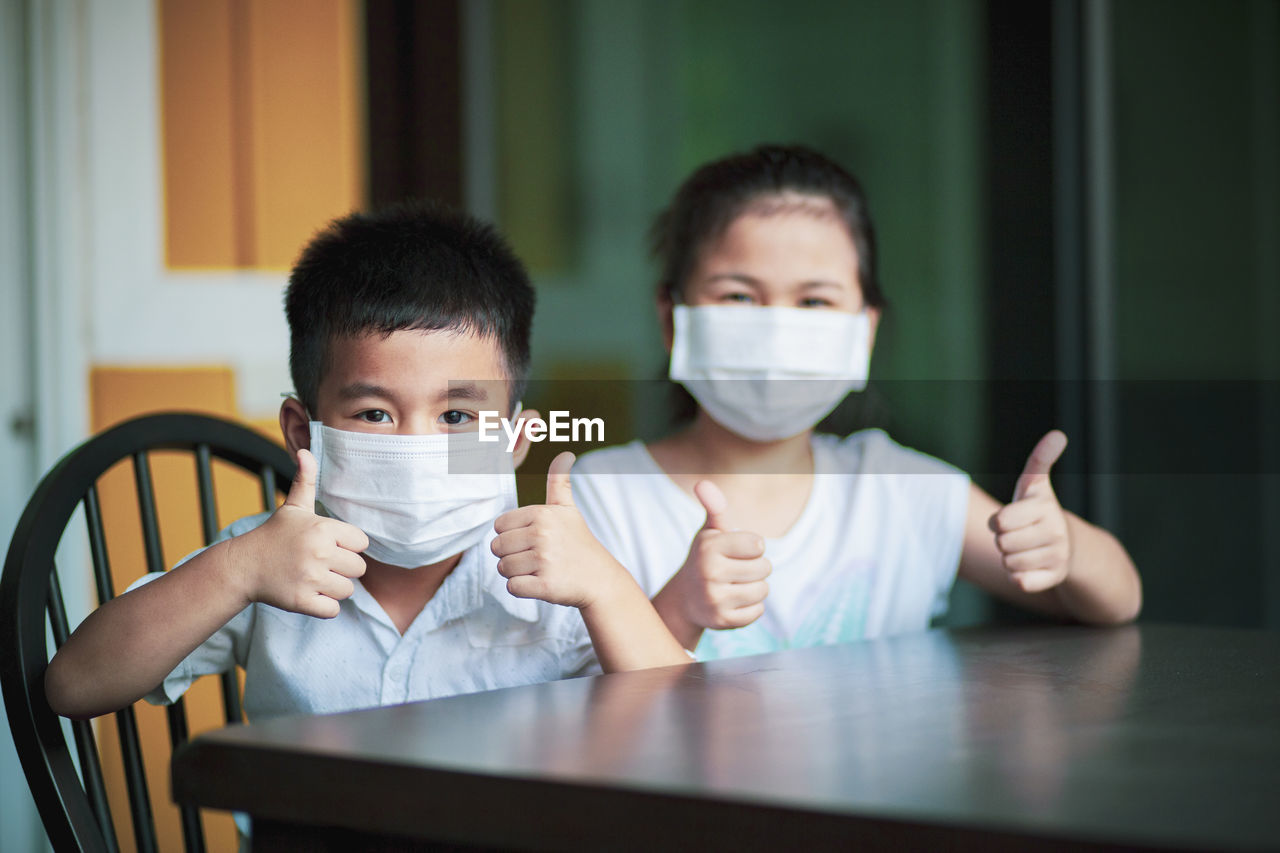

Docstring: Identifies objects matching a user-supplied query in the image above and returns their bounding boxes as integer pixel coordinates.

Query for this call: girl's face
[660,193,879,347]
[687,196,866,312]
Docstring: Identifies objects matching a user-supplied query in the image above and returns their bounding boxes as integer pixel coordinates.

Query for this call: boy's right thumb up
[694,479,731,532]
[284,448,318,511]
[545,451,577,507]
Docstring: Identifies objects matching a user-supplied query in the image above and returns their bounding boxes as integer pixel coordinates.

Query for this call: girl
[571,144,1140,658]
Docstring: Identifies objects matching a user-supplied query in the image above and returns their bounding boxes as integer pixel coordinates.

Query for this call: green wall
[1109,0,1280,627]
[492,0,992,623]
[496,0,989,465]
[490,0,1280,630]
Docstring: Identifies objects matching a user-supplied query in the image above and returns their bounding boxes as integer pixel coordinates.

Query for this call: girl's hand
[662,481,771,640]
[988,431,1071,593]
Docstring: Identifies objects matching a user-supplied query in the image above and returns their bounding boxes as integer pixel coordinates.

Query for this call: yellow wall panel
[247,0,366,268]
[158,0,239,269]
[91,365,238,432]
[159,0,365,270]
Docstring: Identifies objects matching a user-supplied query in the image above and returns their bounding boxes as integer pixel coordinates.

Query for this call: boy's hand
[665,481,771,631]
[989,430,1071,594]
[232,449,369,618]
[491,451,628,609]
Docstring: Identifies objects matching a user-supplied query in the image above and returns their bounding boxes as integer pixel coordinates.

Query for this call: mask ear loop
[280,391,316,422]
[283,393,329,498]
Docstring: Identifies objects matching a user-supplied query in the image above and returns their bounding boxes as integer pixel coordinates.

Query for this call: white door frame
[28,0,90,473]
[31,0,295,454]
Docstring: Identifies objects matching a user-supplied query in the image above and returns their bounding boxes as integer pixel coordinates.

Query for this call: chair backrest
[1,413,295,853]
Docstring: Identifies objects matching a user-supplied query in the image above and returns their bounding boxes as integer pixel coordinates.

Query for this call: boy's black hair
[285,200,534,413]
[651,144,885,310]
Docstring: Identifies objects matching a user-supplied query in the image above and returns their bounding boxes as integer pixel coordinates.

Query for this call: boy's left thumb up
[546,451,577,507]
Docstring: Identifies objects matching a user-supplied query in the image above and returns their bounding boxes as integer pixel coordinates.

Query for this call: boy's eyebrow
[437,382,490,402]
[335,382,493,403]
[336,382,395,401]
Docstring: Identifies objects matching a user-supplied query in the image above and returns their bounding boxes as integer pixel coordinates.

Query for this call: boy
[45,201,688,722]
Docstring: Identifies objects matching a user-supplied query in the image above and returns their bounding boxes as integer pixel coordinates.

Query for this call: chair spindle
[83,486,117,603]
[115,705,159,853]
[259,464,278,513]
[166,701,207,853]
[194,444,219,544]
[195,444,247,725]
[132,453,165,575]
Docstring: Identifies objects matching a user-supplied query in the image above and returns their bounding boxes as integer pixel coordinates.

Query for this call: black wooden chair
[1,413,295,853]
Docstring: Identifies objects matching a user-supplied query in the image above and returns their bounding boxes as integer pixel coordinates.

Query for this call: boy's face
[281,328,531,459]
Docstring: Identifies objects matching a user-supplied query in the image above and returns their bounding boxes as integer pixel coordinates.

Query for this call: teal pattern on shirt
[694,561,874,660]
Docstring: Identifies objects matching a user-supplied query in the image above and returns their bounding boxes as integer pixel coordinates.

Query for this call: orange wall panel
[247,0,366,268]
[159,0,239,268]
[91,365,238,432]
[159,0,365,270]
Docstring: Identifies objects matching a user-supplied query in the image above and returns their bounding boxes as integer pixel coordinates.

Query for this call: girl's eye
[358,410,391,424]
[440,410,474,426]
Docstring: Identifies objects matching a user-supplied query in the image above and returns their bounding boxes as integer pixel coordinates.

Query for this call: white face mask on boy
[669,304,872,442]
[308,422,517,568]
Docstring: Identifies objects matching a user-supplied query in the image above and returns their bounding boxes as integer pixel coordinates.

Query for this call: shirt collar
[346,535,542,631]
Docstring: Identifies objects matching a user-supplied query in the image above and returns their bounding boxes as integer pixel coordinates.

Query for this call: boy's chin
[363,552,464,573]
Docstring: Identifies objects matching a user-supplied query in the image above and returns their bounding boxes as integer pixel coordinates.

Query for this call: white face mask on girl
[668,304,872,442]
[308,422,517,568]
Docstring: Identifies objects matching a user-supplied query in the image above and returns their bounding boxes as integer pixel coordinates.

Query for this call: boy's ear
[279,397,312,455]
[656,285,675,353]
[510,408,540,469]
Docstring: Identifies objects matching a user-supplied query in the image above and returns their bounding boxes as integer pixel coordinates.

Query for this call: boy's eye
[357,409,391,424]
[440,410,474,427]
[798,297,835,308]
[721,292,756,304]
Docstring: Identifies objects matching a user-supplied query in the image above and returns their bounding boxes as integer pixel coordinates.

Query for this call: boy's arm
[491,453,691,672]
[45,539,258,720]
[45,450,369,720]
[957,431,1142,624]
[577,568,692,672]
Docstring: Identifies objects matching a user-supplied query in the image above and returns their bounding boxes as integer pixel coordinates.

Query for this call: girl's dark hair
[651,144,885,308]
[285,200,534,413]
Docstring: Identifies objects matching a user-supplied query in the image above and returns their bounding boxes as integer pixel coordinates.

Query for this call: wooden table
[171,624,1280,851]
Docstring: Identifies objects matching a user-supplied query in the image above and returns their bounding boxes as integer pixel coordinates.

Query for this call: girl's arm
[956,432,1141,624]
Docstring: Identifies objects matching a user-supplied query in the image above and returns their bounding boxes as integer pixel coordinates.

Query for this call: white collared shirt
[135,512,599,722]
